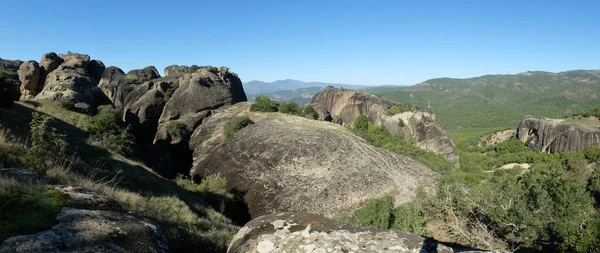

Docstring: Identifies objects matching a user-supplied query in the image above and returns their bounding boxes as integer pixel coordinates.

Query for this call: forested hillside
[368,70,600,129]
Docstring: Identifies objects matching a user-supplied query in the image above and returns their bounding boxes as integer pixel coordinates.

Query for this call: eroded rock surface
[228,212,492,253]
[190,104,437,218]
[0,208,168,253]
[98,66,161,109]
[17,61,41,99]
[35,53,106,113]
[310,87,459,163]
[517,116,600,153]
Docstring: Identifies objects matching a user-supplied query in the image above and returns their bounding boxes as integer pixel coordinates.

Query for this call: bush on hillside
[223,116,253,139]
[25,113,68,172]
[386,104,412,116]
[353,195,394,229]
[354,115,369,131]
[0,69,16,106]
[165,122,191,139]
[87,105,135,155]
[303,106,318,119]
[250,96,279,112]
[278,101,300,115]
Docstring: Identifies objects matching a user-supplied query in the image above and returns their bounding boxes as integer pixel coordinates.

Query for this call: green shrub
[303,106,318,119]
[278,101,300,115]
[354,115,369,131]
[387,104,412,116]
[398,119,405,128]
[0,70,16,106]
[0,177,65,241]
[250,96,279,112]
[165,122,191,139]
[582,147,600,163]
[353,195,394,229]
[589,172,600,202]
[188,65,201,73]
[392,202,426,234]
[164,83,179,102]
[25,113,68,172]
[87,105,135,155]
[223,116,253,139]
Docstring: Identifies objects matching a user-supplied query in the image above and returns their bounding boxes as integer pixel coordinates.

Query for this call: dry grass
[43,158,238,252]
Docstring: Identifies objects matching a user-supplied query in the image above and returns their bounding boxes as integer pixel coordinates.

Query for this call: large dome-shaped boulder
[126,66,160,83]
[17,61,41,100]
[190,104,437,218]
[159,67,246,124]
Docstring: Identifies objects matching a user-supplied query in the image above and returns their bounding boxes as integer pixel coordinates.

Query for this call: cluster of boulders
[310,87,459,163]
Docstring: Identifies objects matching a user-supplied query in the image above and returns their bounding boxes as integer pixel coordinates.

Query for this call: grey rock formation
[517,116,600,153]
[17,61,41,100]
[310,87,459,163]
[158,67,247,124]
[98,66,161,109]
[228,212,493,253]
[127,66,161,82]
[190,104,437,218]
[35,53,105,113]
[54,185,125,212]
[39,52,63,78]
[478,130,516,147]
[0,208,168,253]
[164,64,190,76]
[87,59,106,85]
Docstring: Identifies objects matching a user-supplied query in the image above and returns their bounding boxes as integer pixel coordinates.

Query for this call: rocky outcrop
[158,67,246,124]
[17,61,41,100]
[478,130,516,147]
[39,52,63,85]
[35,53,106,113]
[190,104,437,218]
[228,212,493,253]
[98,66,161,109]
[517,116,600,153]
[310,87,459,163]
[164,65,190,76]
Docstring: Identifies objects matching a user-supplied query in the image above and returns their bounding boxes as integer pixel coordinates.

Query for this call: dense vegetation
[352,117,455,174]
[87,105,135,155]
[250,95,318,119]
[368,70,600,129]
[223,116,253,139]
[0,69,16,106]
[352,127,600,252]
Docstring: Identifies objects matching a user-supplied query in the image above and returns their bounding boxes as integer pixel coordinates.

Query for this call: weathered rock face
[478,130,516,147]
[17,61,41,100]
[98,66,161,109]
[164,64,190,76]
[228,212,492,253]
[517,116,600,153]
[310,87,459,163]
[158,67,247,124]
[190,104,437,218]
[35,53,106,113]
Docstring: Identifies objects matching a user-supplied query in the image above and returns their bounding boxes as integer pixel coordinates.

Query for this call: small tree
[354,115,369,131]
[250,96,279,112]
[278,101,300,115]
[25,113,68,172]
[303,106,318,119]
[223,116,253,139]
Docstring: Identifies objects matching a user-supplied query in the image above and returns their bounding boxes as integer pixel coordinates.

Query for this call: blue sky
[1,0,599,86]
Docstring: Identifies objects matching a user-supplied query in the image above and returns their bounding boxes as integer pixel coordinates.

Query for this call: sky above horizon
[1,0,599,86]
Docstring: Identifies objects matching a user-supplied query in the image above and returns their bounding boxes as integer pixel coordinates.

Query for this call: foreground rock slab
[0,208,168,253]
[228,212,495,253]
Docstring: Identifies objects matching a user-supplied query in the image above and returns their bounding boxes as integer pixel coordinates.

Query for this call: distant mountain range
[243,79,369,95]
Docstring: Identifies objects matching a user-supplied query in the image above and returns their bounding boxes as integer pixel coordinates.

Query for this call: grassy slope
[368,70,600,130]
[0,101,239,252]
